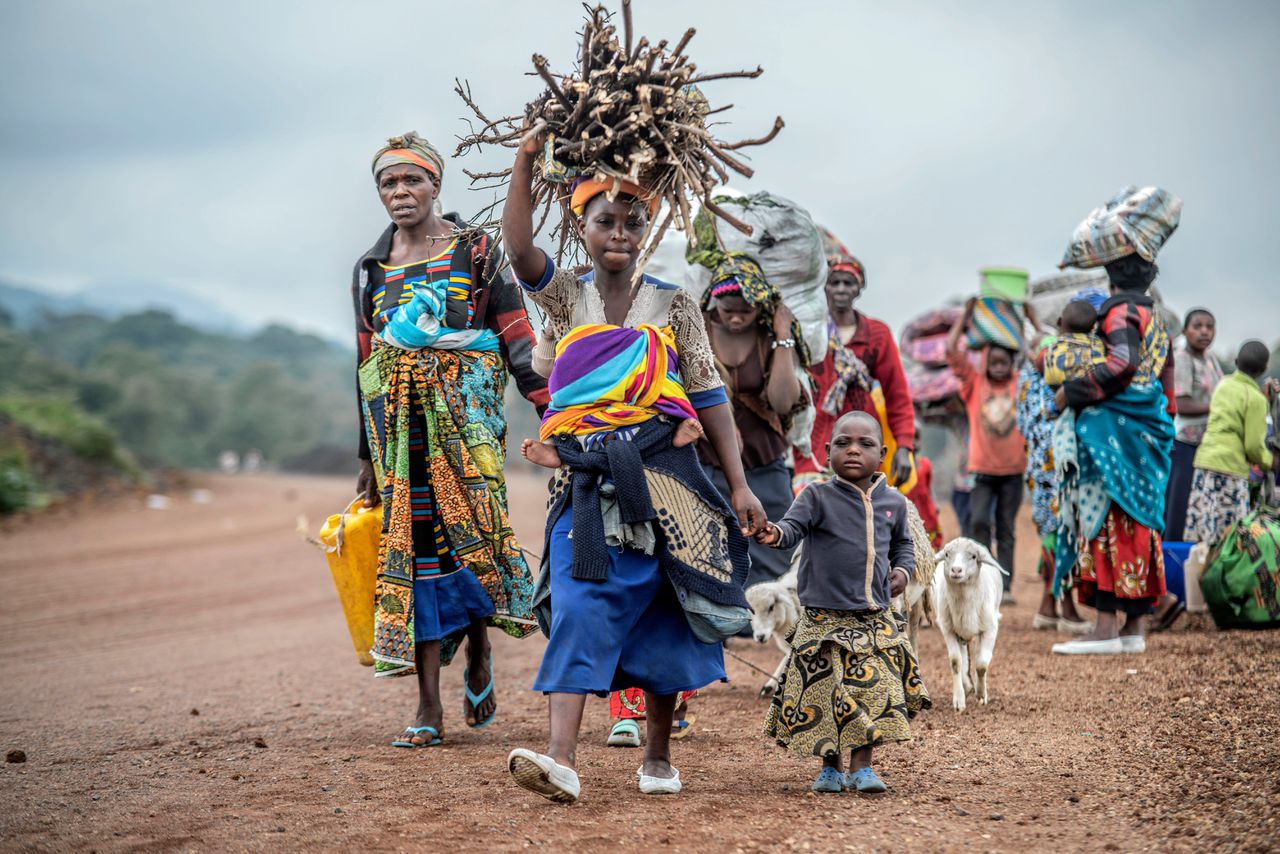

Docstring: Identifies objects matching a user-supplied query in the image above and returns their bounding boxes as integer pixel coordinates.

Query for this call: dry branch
[453,3,782,267]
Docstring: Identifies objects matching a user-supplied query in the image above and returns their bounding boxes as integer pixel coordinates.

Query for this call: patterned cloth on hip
[764,608,929,758]
[539,323,696,441]
[359,344,535,676]
[1185,468,1251,548]
[1053,383,1174,594]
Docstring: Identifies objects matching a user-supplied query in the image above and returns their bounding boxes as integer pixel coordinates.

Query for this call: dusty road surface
[1,471,1276,853]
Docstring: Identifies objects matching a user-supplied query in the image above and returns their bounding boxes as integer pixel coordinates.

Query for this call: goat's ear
[933,542,953,564]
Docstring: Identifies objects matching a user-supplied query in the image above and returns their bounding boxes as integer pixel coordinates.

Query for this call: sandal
[1150,599,1186,633]
[670,714,697,741]
[845,767,887,794]
[464,653,496,729]
[607,719,642,748]
[811,766,845,793]
[391,725,442,748]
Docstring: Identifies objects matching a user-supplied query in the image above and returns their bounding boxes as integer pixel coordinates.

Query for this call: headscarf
[372,132,444,183]
[827,253,866,287]
[701,251,812,369]
[569,175,659,217]
[703,252,773,313]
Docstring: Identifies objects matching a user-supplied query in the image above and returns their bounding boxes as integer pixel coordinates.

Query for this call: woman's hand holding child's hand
[755,522,780,546]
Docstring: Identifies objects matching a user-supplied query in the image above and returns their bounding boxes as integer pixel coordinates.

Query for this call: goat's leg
[974,625,998,706]
[960,641,973,694]
[761,644,791,698]
[940,630,967,712]
[907,601,922,653]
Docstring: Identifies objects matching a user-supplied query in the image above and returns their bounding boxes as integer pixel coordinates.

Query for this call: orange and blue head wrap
[372,132,444,184]
[569,175,659,217]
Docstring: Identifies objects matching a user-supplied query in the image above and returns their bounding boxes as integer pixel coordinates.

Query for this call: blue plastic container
[1163,541,1193,603]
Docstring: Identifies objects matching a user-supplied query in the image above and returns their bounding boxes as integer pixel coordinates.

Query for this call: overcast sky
[2,0,1277,352]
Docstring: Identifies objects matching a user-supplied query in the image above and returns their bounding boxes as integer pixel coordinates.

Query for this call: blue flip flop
[845,767,887,794]
[811,766,846,793]
[392,725,442,748]
[464,653,496,729]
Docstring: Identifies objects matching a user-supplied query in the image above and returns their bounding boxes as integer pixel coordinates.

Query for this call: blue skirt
[412,571,495,644]
[532,503,727,695]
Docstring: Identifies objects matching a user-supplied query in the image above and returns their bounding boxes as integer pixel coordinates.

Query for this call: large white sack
[685,191,828,366]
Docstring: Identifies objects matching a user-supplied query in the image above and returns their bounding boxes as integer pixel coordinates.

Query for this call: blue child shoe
[845,767,887,794]
[811,766,846,793]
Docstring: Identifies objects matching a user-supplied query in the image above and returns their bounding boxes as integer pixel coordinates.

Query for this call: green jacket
[1193,371,1273,478]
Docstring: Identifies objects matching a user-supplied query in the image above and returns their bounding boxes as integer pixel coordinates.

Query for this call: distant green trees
[0,308,357,505]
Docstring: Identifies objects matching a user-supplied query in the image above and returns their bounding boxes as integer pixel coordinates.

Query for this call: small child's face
[827,418,886,483]
[986,347,1014,383]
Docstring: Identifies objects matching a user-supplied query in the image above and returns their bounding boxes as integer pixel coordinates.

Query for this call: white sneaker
[1051,637,1124,655]
[508,748,581,803]
[1119,635,1147,654]
[637,765,682,795]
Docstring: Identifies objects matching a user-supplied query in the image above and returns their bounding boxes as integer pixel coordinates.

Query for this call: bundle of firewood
[454,1,783,270]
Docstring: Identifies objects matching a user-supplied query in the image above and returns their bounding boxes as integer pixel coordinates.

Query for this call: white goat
[744,549,802,698]
[931,537,1004,712]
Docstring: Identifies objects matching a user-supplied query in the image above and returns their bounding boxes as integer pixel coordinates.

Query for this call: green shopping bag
[1199,500,1280,630]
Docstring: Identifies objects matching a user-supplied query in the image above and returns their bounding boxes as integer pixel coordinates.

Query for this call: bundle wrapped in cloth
[1059,186,1183,270]
[965,297,1025,351]
[685,191,828,365]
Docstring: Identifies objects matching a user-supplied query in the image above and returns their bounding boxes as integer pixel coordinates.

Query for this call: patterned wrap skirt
[1185,468,1251,548]
[359,345,536,677]
[764,608,930,758]
[1075,504,1166,609]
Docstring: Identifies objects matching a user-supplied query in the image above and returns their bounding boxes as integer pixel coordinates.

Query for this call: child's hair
[1183,307,1214,329]
[987,344,1017,362]
[1059,300,1098,334]
[833,409,883,443]
[1236,339,1270,378]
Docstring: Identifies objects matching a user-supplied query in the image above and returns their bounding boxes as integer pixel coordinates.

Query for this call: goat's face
[746,583,797,643]
[937,538,989,584]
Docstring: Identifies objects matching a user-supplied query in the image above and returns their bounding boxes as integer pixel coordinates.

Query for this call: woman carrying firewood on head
[453,4,784,802]
[502,131,764,801]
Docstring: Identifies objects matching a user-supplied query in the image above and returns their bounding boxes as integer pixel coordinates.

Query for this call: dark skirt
[1163,439,1197,542]
[532,502,727,696]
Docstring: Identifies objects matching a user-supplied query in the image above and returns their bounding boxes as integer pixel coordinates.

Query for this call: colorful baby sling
[539,323,697,441]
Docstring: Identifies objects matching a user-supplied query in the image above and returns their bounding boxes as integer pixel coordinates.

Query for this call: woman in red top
[794,254,915,488]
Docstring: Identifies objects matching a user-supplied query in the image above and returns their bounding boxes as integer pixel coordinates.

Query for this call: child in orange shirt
[947,298,1027,603]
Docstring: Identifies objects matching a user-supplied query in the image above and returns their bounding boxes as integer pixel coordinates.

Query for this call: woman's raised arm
[501,130,549,285]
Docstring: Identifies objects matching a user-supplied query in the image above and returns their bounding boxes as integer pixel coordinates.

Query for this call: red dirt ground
[0,471,1276,853]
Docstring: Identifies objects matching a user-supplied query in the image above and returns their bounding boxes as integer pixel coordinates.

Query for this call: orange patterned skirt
[1075,505,1166,606]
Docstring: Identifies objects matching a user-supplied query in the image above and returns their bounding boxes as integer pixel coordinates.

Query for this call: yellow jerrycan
[317,497,382,666]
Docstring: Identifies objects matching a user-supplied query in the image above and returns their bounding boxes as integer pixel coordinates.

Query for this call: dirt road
[0,472,1275,853]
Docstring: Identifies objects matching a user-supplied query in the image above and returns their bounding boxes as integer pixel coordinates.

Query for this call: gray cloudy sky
[2,0,1277,351]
